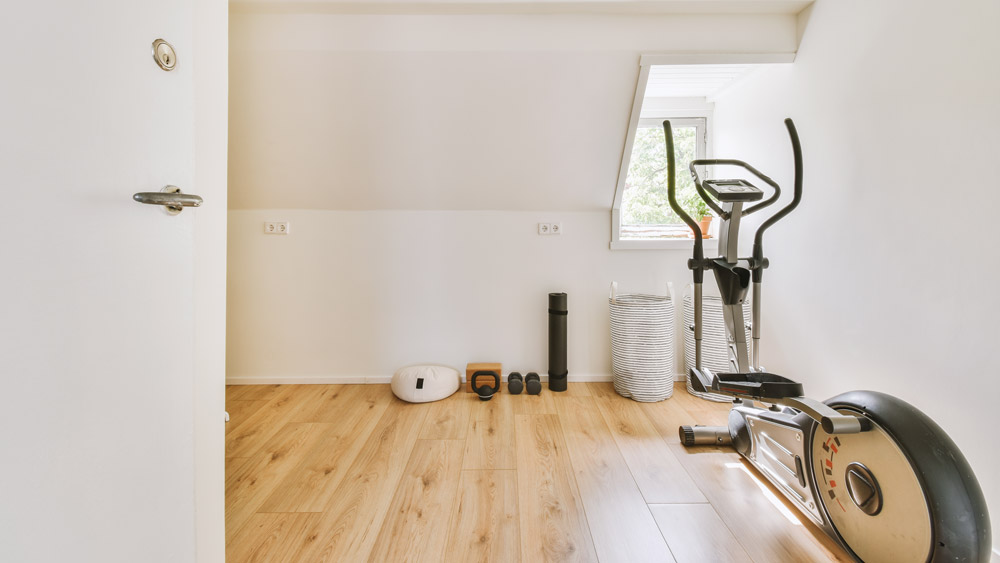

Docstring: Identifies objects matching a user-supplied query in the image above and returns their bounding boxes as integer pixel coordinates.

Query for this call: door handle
[133,185,203,215]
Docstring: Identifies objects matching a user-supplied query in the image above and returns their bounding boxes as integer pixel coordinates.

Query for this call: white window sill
[610,238,720,250]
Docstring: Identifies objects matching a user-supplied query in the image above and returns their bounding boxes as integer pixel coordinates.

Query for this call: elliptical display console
[667,119,991,563]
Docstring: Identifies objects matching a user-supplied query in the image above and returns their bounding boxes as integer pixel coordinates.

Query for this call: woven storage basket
[682,291,752,402]
[609,282,675,402]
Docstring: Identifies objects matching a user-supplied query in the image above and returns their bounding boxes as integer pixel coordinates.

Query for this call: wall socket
[537,222,562,235]
[263,221,290,235]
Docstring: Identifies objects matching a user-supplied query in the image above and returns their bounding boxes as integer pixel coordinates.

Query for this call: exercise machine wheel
[813,391,990,563]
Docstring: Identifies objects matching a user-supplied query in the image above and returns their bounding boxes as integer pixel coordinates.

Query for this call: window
[619,117,707,241]
[610,55,793,249]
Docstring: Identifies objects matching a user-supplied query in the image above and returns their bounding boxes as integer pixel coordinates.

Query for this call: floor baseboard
[226,373,631,385]
[227,373,692,385]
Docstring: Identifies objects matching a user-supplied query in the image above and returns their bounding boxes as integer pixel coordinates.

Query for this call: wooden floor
[225,382,851,562]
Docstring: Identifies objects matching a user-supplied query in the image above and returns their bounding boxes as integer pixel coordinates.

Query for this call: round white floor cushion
[391,365,460,403]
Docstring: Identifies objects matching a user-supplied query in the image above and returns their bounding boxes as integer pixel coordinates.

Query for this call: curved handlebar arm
[752,118,803,271]
[687,161,725,217]
[663,121,705,271]
[689,159,782,217]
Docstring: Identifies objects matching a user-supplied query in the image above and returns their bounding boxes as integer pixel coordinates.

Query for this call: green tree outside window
[622,126,710,229]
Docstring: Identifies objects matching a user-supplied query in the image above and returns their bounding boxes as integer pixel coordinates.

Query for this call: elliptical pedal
[712,371,804,401]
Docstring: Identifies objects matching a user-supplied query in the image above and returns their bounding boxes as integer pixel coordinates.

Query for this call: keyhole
[152,39,176,71]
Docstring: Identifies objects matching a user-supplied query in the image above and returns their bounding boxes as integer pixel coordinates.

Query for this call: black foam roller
[548,292,568,392]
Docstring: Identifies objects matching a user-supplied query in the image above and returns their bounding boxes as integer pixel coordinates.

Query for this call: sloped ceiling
[645,64,758,97]
[229,9,803,210]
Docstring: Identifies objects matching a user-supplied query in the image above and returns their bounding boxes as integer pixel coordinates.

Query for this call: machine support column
[694,282,703,370]
[752,281,762,371]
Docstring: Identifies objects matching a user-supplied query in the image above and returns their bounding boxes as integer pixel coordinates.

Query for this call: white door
[0,1,215,561]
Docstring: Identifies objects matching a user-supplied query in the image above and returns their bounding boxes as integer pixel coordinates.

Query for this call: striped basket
[609,282,675,402]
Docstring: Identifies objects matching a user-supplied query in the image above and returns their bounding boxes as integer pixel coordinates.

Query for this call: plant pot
[687,215,714,238]
[699,215,713,235]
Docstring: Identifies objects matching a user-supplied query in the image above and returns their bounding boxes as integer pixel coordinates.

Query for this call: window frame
[610,53,795,250]
[618,116,709,242]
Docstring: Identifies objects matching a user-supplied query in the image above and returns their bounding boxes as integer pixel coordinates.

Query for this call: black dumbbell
[472,370,500,401]
[525,372,541,395]
[508,372,524,395]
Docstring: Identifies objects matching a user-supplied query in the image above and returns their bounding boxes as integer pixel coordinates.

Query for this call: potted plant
[681,191,714,237]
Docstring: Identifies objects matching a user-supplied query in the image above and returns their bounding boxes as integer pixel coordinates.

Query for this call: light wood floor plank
[418,390,475,440]
[226,400,269,436]
[585,381,617,399]
[306,383,392,424]
[287,399,430,562]
[258,385,391,512]
[555,397,675,562]
[233,384,284,401]
[593,394,707,504]
[667,442,851,562]
[225,422,330,543]
[227,384,252,401]
[668,385,732,426]
[509,382,586,412]
[368,439,466,562]
[225,385,326,458]
[637,386,712,445]
[515,414,598,563]
[444,470,520,563]
[464,392,516,470]
[226,512,320,563]
[561,382,592,397]
[512,390,558,415]
[649,504,753,563]
[226,456,253,483]
[286,384,346,423]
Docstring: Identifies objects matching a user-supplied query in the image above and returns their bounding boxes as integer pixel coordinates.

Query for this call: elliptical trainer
[666,119,991,563]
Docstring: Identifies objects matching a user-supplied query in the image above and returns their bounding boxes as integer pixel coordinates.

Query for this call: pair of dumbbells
[507,372,542,395]
[471,370,543,401]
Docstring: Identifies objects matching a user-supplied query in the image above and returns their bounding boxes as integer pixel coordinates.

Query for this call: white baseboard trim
[226,374,390,385]
[226,373,619,385]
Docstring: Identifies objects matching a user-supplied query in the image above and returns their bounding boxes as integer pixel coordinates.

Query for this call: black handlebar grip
[663,120,705,280]
[751,118,803,275]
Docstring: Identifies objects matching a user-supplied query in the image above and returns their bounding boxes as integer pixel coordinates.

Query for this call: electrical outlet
[263,221,290,235]
[538,222,561,235]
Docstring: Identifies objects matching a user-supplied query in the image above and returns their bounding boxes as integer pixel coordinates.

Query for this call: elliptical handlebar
[664,118,802,277]
[688,161,726,218]
[751,118,803,266]
[663,121,705,269]
[689,159,782,217]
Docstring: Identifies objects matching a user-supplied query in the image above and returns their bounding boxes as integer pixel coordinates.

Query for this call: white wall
[712,0,1000,553]
[227,10,798,382]
[228,210,701,381]
[229,11,798,212]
